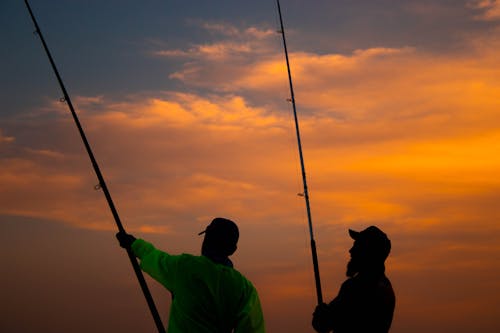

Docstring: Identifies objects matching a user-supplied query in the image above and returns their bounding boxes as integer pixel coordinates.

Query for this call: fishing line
[23,1,165,331]
[275,0,323,305]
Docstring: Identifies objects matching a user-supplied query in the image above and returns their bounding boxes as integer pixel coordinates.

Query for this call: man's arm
[116,232,177,291]
[312,302,332,332]
[312,279,355,333]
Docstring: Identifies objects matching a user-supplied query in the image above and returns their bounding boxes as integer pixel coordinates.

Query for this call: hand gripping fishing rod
[23,1,165,332]
[276,0,323,305]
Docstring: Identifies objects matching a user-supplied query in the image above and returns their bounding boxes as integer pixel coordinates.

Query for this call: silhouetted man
[312,226,395,333]
[117,217,265,333]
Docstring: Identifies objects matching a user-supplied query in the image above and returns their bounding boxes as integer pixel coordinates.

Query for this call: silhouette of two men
[118,220,395,333]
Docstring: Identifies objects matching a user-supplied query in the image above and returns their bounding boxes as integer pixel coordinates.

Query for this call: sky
[1,0,500,332]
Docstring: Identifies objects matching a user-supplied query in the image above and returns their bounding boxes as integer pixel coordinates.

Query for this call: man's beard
[346,258,359,277]
[347,257,386,277]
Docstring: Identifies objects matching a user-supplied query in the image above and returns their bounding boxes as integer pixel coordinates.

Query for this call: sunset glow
[2,1,500,332]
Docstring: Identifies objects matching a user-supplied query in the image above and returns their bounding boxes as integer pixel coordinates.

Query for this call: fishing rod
[23,1,166,331]
[275,0,323,305]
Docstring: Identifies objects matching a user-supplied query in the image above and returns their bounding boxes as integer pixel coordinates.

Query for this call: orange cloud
[0,91,302,232]
[154,22,276,62]
[5,28,500,238]
[0,129,15,143]
[469,0,500,20]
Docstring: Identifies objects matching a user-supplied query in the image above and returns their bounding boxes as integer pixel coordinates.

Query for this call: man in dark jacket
[312,226,395,333]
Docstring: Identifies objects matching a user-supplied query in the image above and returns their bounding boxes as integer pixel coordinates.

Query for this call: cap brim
[348,229,360,239]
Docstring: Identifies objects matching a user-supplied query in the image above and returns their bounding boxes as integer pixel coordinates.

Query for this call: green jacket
[132,239,265,333]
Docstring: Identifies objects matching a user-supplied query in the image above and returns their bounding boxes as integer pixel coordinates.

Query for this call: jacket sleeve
[131,238,179,291]
[234,284,266,333]
[312,279,353,332]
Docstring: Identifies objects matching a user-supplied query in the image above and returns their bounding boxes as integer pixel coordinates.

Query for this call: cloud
[154,42,253,60]
[0,129,15,143]
[0,91,301,232]
[200,22,242,36]
[200,22,275,40]
[24,148,66,159]
[4,21,500,241]
[136,224,172,234]
[153,22,276,61]
[469,0,500,20]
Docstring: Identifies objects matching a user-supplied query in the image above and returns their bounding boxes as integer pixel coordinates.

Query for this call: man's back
[327,274,395,333]
[133,239,264,333]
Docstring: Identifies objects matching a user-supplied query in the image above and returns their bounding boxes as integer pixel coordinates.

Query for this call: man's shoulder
[340,274,390,291]
[178,255,256,292]
[177,255,250,277]
[340,277,357,289]
[174,253,212,266]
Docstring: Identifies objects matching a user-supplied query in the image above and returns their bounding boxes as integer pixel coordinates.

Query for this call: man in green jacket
[117,217,265,333]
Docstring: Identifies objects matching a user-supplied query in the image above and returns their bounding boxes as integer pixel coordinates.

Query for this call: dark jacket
[313,273,395,333]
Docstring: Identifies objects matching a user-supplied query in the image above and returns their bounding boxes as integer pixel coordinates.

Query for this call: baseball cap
[198,217,239,245]
[349,226,391,260]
